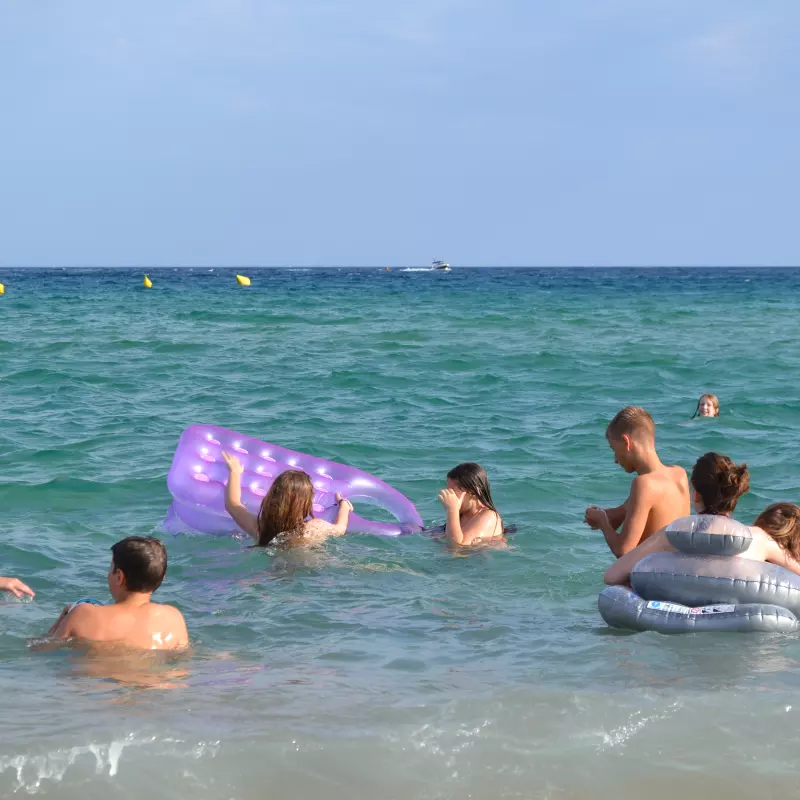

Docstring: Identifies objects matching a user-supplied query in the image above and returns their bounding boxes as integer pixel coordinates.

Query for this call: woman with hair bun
[604,452,800,584]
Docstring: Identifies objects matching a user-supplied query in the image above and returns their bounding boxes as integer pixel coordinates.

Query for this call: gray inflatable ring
[598,515,800,633]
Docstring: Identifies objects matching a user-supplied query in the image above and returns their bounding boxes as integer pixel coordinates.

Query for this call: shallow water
[1,267,800,797]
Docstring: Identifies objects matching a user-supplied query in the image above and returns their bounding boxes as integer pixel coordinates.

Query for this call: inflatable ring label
[690,604,735,615]
[646,600,735,615]
[646,600,690,614]
[163,424,424,537]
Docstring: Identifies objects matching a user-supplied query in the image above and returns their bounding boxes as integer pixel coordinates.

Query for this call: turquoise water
[2,267,800,798]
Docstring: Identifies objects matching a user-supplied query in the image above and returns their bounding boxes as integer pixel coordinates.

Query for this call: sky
[0,0,798,267]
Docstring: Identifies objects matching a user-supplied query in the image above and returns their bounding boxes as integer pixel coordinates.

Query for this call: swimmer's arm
[30,605,87,650]
[603,505,627,532]
[224,469,259,540]
[602,480,652,557]
[444,507,467,545]
[764,540,800,577]
[604,530,671,585]
[330,495,353,536]
[0,576,34,598]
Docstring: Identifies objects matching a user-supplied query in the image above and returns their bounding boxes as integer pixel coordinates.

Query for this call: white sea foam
[0,735,220,794]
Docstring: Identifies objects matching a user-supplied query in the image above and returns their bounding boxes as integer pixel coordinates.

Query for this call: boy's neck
[632,448,664,475]
[114,591,153,607]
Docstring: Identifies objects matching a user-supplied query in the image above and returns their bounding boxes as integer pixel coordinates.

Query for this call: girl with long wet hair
[222,453,353,547]
[438,462,503,546]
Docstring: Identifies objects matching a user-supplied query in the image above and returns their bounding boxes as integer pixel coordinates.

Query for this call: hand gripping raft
[598,515,800,633]
[163,425,424,537]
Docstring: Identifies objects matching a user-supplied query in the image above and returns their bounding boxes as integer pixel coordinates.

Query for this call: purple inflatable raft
[163,425,423,537]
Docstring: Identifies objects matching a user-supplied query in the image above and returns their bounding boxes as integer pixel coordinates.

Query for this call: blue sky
[1,0,798,266]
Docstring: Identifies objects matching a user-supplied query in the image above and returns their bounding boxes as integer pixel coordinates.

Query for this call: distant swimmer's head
[605,406,655,473]
[754,503,800,560]
[109,536,168,599]
[446,462,499,515]
[690,452,749,516]
[694,393,720,418]
[257,469,314,546]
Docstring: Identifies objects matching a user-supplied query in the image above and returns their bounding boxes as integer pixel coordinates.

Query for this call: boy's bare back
[64,602,189,651]
[626,464,690,543]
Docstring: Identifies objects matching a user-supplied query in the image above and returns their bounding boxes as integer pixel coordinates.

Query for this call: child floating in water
[604,453,800,584]
[585,406,690,557]
[438,462,503,546]
[693,393,720,418]
[222,452,353,546]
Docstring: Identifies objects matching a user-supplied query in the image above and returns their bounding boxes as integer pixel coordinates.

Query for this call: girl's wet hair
[447,462,498,515]
[692,393,720,418]
[256,469,314,546]
[754,503,800,561]
[690,452,750,515]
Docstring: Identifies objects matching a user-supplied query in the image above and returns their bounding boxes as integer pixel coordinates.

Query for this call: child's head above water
[109,536,168,598]
[446,462,498,515]
[605,406,656,473]
[256,469,315,546]
[694,393,720,418]
[690,452,749,515]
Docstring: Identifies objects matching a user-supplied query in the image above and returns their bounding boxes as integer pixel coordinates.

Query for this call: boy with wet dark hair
[47,536,188,650]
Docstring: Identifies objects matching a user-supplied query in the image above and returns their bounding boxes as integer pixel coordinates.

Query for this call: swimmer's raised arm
[439,488,467,545]
[221,452,259,540]
[604,529,672,585]
[439,489,499,546]
[330,494,353,535]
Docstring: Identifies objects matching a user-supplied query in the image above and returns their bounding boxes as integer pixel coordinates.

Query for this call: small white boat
[432,259,451,271]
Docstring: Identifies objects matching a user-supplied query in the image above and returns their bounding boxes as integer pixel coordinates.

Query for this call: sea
[1,266,799,799]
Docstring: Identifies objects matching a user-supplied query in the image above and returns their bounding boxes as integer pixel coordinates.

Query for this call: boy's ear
[111,567,127,590]
[621,433,633,450]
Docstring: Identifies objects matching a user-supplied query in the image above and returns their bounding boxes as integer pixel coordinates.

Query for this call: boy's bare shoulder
[149,603,189,638]
[665,464,690,485]
[631,465,688,493]
[64,602,107,637]
[147,602,187,624]
[629,473,657,492]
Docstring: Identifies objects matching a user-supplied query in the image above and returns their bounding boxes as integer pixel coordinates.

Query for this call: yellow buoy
[0,282,4,295]
[236,274,251,286]
[143,275,153,288]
